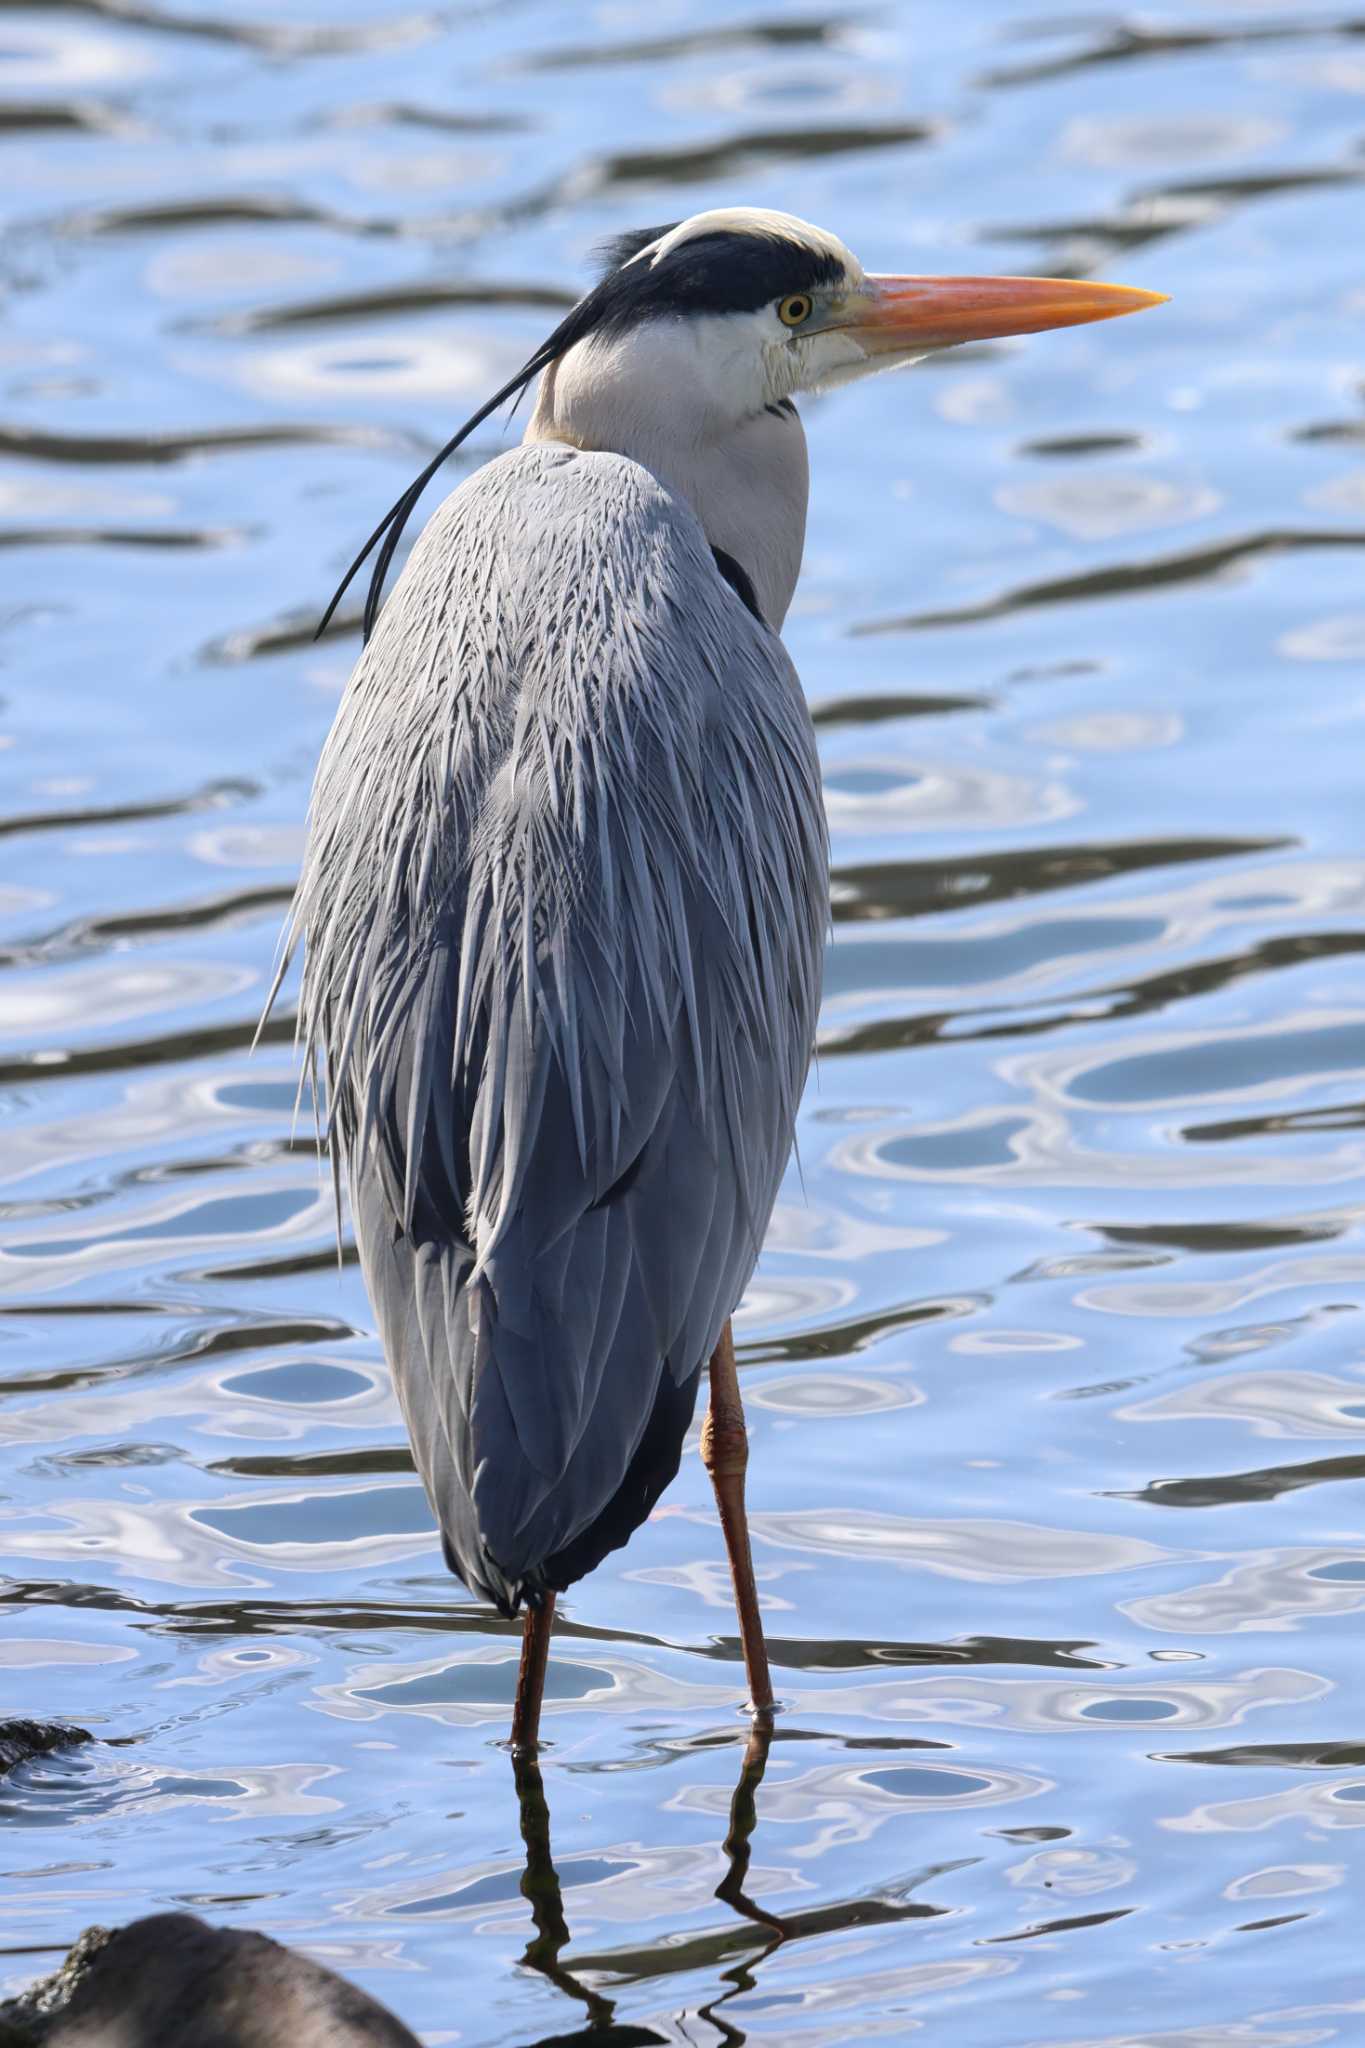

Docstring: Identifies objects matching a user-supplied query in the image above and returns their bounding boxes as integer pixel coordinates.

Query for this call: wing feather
[281,442,826,1608]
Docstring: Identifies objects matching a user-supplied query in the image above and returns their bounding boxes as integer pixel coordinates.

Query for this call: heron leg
[510,1590,556,1755]
[702,1321,774,1717]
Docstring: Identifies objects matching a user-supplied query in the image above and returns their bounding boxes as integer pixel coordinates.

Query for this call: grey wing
[284,444,826,1607]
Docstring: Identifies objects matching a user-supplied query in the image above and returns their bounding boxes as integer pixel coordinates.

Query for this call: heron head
[540,206,1167,427]
[324,206,1165,641]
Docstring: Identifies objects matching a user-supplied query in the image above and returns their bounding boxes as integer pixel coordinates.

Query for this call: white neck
[523,319,809,632]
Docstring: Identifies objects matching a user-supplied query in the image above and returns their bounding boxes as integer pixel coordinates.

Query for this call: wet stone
[0,1722,92,1777]
[0,1914,420,2048]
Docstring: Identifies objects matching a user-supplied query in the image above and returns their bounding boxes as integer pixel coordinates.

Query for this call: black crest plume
[316,225,677,644]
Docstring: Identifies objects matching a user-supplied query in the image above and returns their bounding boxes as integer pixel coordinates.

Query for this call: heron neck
[524,360,809,633]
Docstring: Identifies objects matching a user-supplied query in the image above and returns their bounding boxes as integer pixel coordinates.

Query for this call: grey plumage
[271,208,1160,1630]
[280,442,825,1611]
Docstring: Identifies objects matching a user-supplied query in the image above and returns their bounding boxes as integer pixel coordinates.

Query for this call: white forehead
[629,207,863,282]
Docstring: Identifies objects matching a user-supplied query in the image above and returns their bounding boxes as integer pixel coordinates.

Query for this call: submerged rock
[0,1914,421,2048]
[0,1723,92,1776]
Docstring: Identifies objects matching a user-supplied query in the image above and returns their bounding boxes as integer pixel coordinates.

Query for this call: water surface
[4,2,1365,2042]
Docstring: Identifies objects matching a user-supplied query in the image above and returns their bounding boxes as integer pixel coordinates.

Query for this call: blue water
[4,3,1365,2042]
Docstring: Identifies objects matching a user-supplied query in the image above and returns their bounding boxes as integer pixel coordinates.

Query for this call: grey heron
[271,207,1163,1751]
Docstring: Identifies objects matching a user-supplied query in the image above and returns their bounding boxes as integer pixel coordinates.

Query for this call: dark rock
[0,1914,421,2047]
[0,1928,113,2046]
[0,1723,92,1776]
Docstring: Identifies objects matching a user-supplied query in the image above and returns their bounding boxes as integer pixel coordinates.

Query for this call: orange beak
[846,273,1168,351]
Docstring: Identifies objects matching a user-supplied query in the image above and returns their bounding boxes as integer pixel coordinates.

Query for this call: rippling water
[4,2,1365,2042]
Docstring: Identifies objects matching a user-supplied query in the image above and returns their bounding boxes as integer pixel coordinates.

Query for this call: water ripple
[5,0,1365,2038]
[856,530,1365,635]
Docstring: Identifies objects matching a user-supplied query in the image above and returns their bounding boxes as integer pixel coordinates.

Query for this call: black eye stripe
[585,227,846,330]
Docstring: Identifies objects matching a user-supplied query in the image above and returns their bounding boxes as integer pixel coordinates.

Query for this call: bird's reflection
[697,1723,786,2045]
[511,1714,958,2044]
[512,1750,620,2035]
[511,1720,777,2046]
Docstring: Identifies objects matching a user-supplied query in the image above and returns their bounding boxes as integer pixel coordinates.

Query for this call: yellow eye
[777,293,813,328]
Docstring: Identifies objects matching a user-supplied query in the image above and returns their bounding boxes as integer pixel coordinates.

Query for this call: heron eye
[777,293,814,328]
